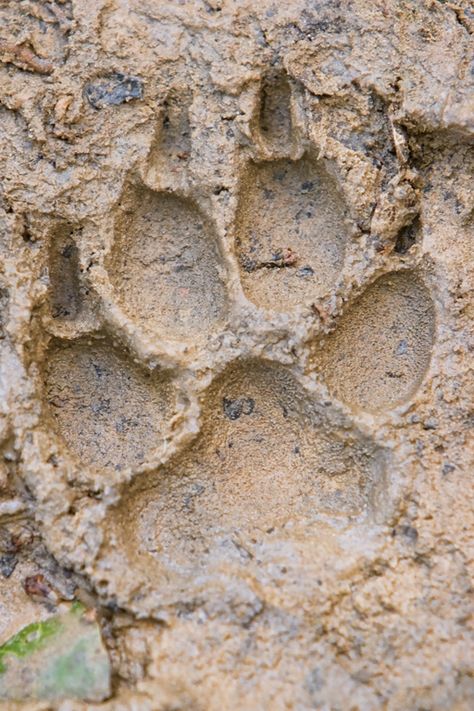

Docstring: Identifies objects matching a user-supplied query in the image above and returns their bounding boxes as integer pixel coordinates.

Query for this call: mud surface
[0,1,473,709]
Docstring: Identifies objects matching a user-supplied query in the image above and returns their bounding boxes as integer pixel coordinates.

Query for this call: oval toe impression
[43,338,174,472]
[106,187,227,344]
[235,157,348,312]
[314,271,435,413]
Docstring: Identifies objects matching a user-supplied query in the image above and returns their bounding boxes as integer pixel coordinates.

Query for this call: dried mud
[0,1,473,709]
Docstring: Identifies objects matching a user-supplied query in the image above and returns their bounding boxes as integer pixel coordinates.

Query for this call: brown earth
[0,1,473,709]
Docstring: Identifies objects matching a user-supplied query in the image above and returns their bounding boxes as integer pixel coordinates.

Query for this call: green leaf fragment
[0,603,111,702]
[0,617,63,673]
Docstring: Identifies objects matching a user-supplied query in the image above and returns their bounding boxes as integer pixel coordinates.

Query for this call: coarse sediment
[0,1,473,709]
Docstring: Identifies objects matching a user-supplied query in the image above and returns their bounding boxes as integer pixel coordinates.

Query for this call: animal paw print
[43,338,175,473]
[34,73,436,616]
[104,360,386,607]
[235,156,348,312]
[310,270,435,413]
[105,185,228,344]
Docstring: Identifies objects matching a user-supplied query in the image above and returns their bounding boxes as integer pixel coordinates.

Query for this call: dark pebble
[296,266,314,278]
[223,397,255,420]
[442,462,455,475]
[85,73,144,110]
[0,553,18,578]
[392,525,418,543]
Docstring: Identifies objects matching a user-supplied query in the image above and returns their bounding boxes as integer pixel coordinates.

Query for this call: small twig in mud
[0,41,54,74]
[242,247,298,272]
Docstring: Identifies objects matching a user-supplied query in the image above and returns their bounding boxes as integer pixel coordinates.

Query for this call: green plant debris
[0,617,63,673]
[0,603,111,702]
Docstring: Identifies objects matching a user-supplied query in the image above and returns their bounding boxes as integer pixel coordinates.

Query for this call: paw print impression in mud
[106,186,228,345]
[37,74,436,617]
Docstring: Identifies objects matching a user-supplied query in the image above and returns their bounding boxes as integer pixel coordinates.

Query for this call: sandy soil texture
[0,1,473,709]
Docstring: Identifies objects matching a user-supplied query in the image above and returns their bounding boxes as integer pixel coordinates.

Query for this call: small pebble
[84,74,143,110]
[442,462,455,475]
[296,266,314,278]
[0,554,18,578]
